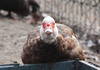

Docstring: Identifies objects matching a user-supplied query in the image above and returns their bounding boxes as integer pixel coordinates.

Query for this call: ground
[0,18,34,64]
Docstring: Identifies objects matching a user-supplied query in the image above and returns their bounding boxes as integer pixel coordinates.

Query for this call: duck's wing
[56,24,74,38]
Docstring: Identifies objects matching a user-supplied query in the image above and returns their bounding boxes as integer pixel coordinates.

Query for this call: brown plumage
[21,16,85,64]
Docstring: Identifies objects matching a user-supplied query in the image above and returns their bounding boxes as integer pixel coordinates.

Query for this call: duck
[21,16,85,64]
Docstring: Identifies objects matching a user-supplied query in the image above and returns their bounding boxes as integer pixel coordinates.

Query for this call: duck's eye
[51,23,55,28]
[42,23,46,28]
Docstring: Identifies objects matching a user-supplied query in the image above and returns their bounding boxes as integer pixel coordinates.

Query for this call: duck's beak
[45,29,53,35]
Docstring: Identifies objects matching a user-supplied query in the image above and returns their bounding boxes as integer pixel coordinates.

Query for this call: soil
[0,17,34,64]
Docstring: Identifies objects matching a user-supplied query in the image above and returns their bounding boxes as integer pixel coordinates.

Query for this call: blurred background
[0,0,100,66]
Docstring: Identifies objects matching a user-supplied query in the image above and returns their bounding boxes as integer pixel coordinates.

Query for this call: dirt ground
[0,18,34,64]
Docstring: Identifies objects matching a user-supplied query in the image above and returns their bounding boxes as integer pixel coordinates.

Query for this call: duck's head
[40,16,58,43]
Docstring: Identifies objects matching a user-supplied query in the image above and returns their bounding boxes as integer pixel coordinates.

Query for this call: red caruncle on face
[42,22,55,29]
